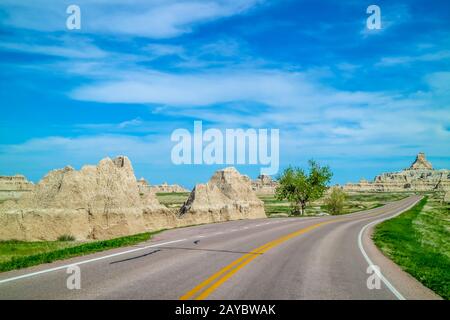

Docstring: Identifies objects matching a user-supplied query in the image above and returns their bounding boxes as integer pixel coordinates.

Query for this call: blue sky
[0,0,449,188]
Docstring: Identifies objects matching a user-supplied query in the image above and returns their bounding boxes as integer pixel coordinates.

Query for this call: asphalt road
[0,195,440,300]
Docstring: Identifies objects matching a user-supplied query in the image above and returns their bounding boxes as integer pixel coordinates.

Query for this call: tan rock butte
[343,152,450,192]
[180,167,266,222]
[0,158,266,241]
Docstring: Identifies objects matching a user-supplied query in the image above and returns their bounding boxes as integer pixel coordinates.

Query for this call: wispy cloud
[0,134,173,172]
[0,0,264,38]
[377,50,450,66]
[70,67,385,110]
[144,44,185,59]
[65,61,450,168]
[0,36,108,59]
[1,0,449,185]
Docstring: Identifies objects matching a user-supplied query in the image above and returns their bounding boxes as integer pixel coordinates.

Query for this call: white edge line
[2,200,418,287]
[357,197,421,301]
[0,238,187,285]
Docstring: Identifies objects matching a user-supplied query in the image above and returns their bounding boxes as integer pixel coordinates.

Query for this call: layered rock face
[137,178,151,195]
[0,156,171,241]
[151,183,189,193]
[410,152,433,170]
[251,174,279,194]
[180,167,266,223]
[0,175,34,201]
[343,153,450,192]
[0,160,266,241]
[137,178,189,193]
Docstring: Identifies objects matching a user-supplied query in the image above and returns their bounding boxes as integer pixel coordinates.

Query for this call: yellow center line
[179,241,275,300]
[180,220,333,300]
[179,197,415,300]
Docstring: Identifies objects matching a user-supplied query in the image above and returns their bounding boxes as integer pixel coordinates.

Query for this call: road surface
[0,195,440,300]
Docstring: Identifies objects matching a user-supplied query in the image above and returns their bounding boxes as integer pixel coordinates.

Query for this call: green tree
[324,187,347,215]
[275,160,333,215]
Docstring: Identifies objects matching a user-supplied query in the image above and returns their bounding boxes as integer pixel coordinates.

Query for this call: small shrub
[324,187,347,215]
[57,234,76,242]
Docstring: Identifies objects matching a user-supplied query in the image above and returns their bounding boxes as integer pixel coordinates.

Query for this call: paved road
[0,195,440,300]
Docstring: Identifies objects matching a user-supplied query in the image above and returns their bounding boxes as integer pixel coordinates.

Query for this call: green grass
[373,196,450,299]
[156,192,190,208]
[264,205,292,216]
[259,192,411,216]
[0,230,162,273]
[346,192,411,204]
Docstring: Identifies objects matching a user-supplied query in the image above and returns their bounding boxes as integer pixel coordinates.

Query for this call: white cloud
[0,0,263,38]
[199,38,242,57]
[0,133,182,183]
[70,68,384,111]
[64,62,450,168]
[144,44,185,59]
[377,50,450,67]
[0,134,172,168]
[65,56,449,164]
[0,36,108,59]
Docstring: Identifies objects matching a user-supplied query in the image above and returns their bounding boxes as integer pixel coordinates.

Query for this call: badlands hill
[343,153,450,192]
[180,167,265,221]
[137,178,189,193]
[0,175,33,201]
[0,157,266,241]
[251,174,279,195]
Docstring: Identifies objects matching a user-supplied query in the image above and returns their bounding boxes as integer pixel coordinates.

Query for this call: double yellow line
[179,197,415,300]
[179,220,333,300]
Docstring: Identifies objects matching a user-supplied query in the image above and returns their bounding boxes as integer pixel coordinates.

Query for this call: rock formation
[180,167,266,222]
[409,152,433,170]
[151,182,189,193]
[0,159,267,241]
[343,153,450,192]
[0,156,172,241]
[0,175,34,202]
[137,177,150,195]
[251,174,279,194]
[137,178,189,193]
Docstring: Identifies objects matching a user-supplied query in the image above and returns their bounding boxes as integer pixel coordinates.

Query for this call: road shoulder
[362,221,442,300]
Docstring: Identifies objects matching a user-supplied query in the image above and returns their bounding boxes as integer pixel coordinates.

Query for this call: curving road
[0,195,440,300]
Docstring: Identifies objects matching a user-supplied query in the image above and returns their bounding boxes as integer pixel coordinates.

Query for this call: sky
[0,0,449,188]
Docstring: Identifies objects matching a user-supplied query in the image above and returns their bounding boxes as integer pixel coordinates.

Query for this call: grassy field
[260,192,412,217]
[373,195,450,299]
[0,192,191,273]
[156,192,190,208]
[155,190,413,217]
[0,190,427,274]
[0,231,161,273]
[0,191,185,273]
